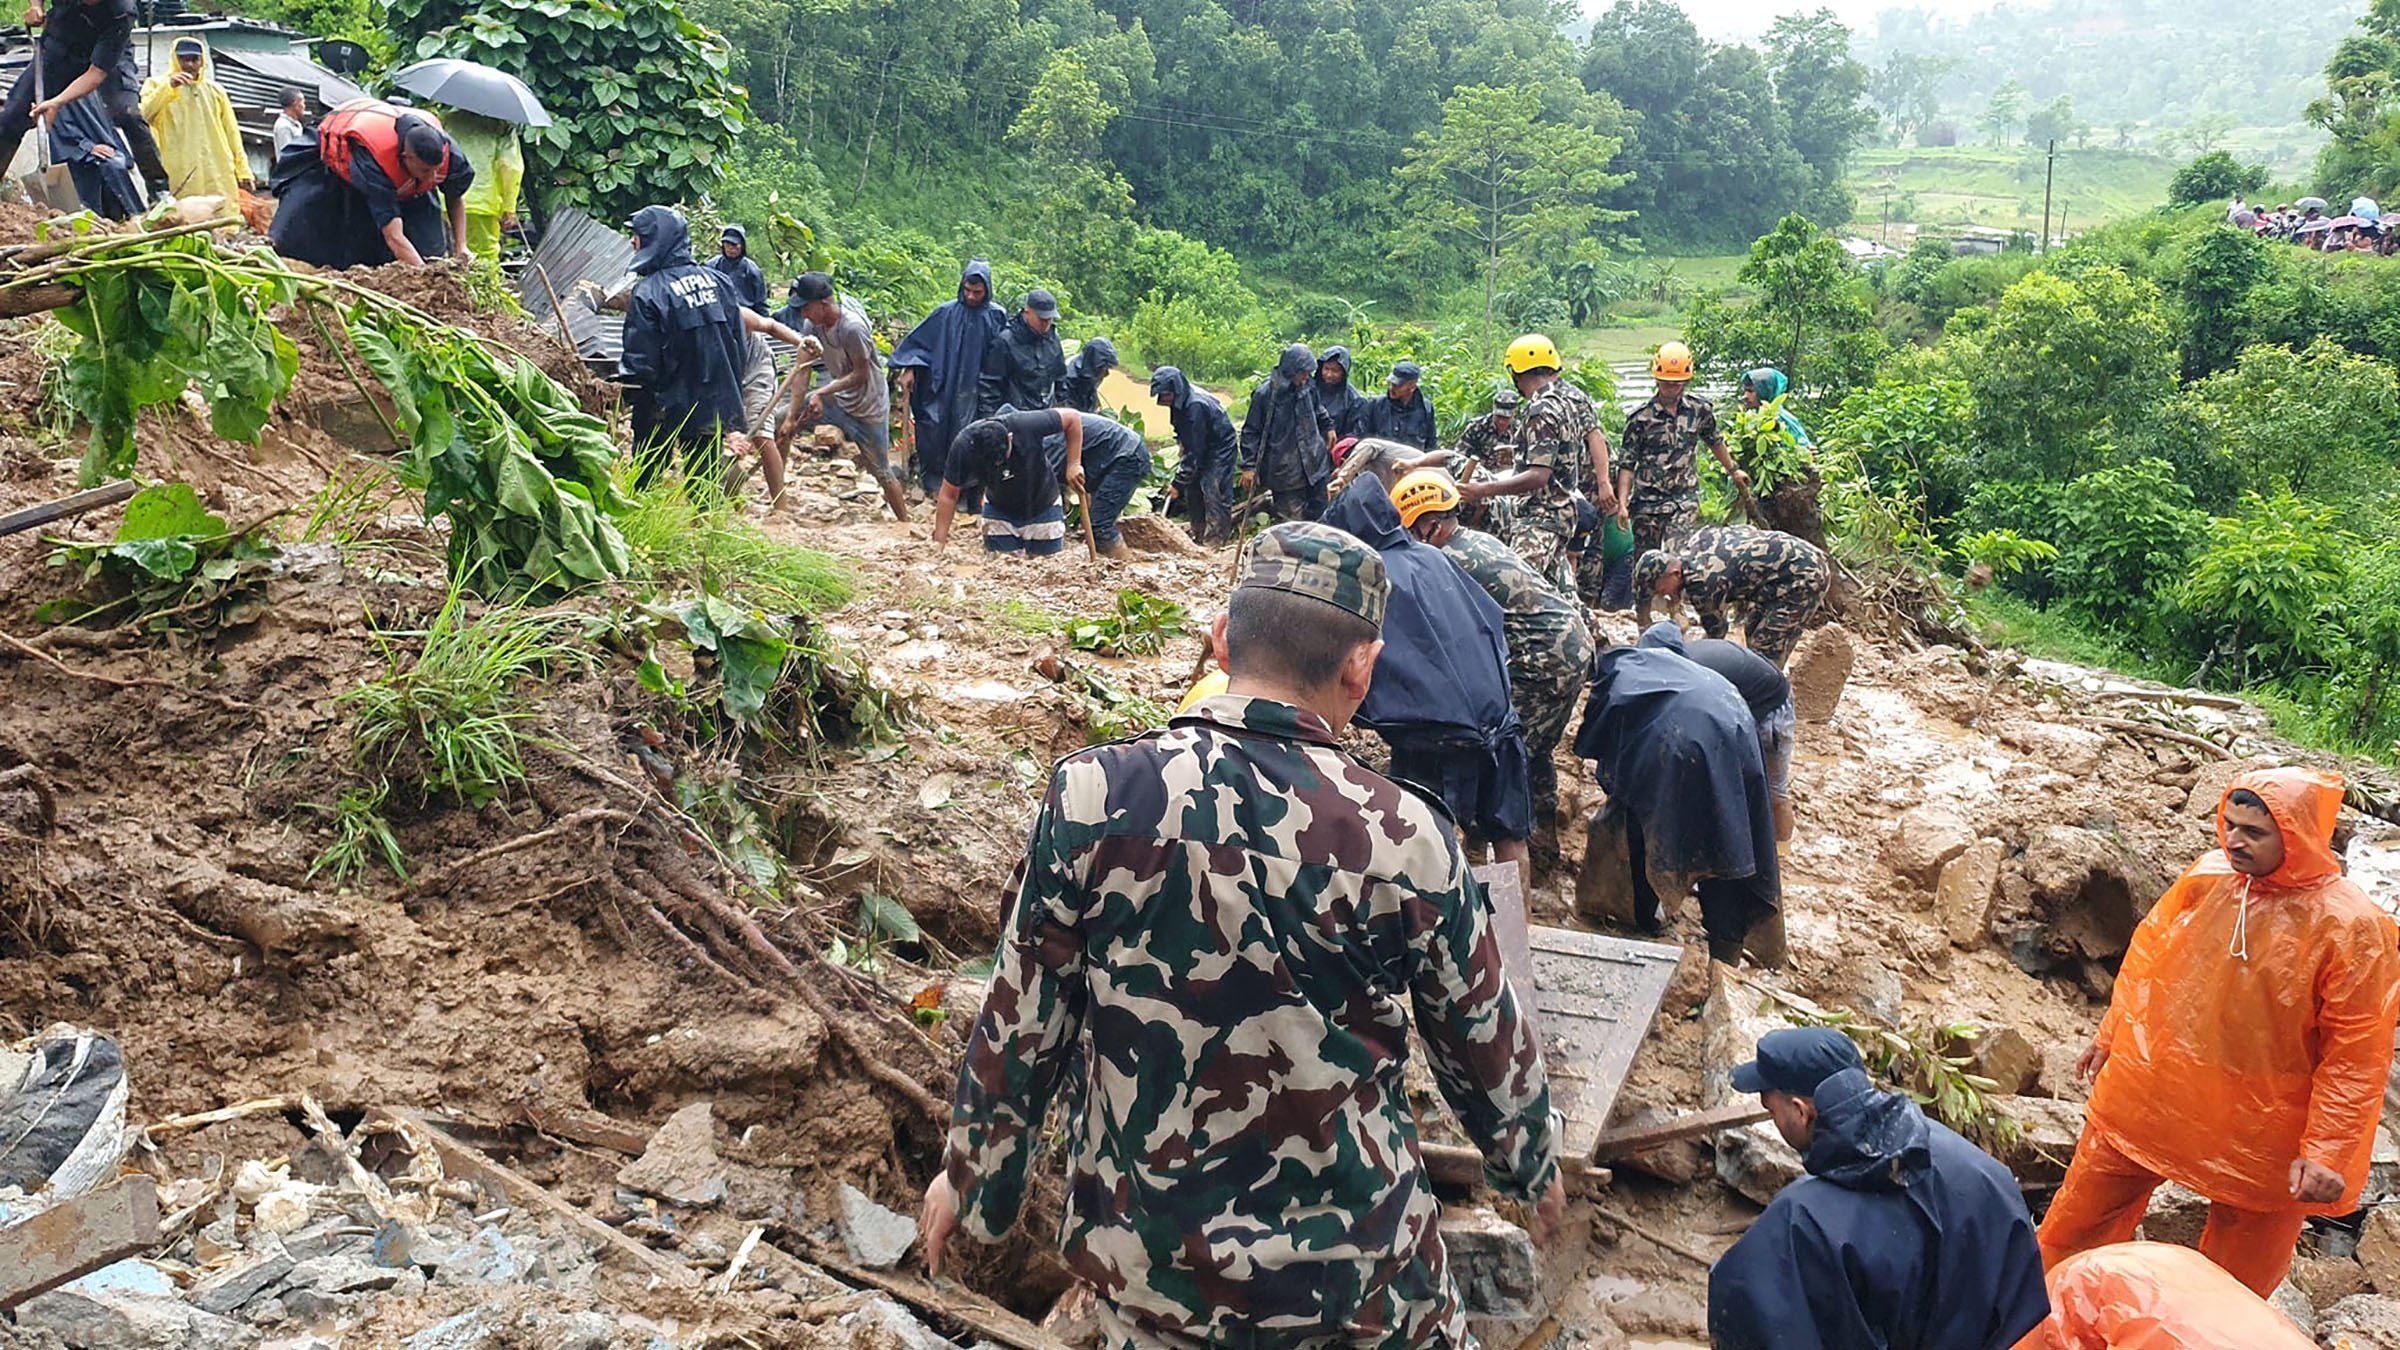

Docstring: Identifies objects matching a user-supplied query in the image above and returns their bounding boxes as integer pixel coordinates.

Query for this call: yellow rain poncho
[445,111,524,259]
[139,38,246,201]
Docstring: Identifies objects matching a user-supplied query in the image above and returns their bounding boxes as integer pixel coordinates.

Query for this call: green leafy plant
[305,780,408,884]
[2179,493,2352,671]
[1955,529,2058,580]
[614,472,851,614]
[1723,396,1813,497]
[344,592,589,806]
[42,483,279,632]
[1783,1004,2021,1152]
[658,594,791,726]
[1063,589,1188,657]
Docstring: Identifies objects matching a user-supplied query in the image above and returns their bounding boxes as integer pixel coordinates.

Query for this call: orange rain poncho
[2012,1242,2315,1349]
[2083,767,2400,1213]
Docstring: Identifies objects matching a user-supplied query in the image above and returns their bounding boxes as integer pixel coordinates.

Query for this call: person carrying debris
[0,0,172,205]
[2015,1242,2317,1349]
[1634,524,1830,669]
[444,110,523,261]
[707,225,768,315]
[1394,468,1593,869]
[2037,768,2400,1298]
[1314,345,1369,441]
[922,521,1564,1346]
[268,97,475,268]
[1616,340,1747,557]
[977,289,1065,417]
[776,271,907,522]
[931,405,1088,555]
[1574,621,1781,964]
[1740,366,1812,448]
[1459,334,1614,607]
[890,260,1007,496]
[1322,474,1536,903]
[1649,626,1798,842]
[1240,342,1339,523]
[1709,1027,2049,1350]
[617,206,749,485]
[1453,385,1522,473]
[1054,335,1117,413]
[139,36,247,202]
[1360,360,1438,451]
[1152,366,1238,545]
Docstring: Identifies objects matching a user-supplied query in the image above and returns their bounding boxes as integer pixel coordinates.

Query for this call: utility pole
[1881,188,1892,247]
[2040,138,2057,253]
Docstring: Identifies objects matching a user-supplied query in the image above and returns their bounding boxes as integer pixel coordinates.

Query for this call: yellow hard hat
[1505,333,1561,374]
[1651,341,1695,380]
[1392,468,1462,528]
[1177,668,1229,714]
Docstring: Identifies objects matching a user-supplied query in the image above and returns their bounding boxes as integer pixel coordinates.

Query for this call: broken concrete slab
[837,1183,919,1270]
[1936,839,2009,949]
[1885,804,1975,889]
[0,1175,160,1312]
[1440,1208,1538,1320]
[2322,1293,2400,1348]
[1990,1095,2083,1188]
[615,1101,728,1208]
[189,1250,295,1315]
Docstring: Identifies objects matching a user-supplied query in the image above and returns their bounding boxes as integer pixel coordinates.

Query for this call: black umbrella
[390,59,553,127]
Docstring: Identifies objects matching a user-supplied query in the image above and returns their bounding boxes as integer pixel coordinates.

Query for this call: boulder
[1990,1095,2083,1188]
[1438,1208,1539,1320]
[1574,803,1639,929]
[2272,1279,2318,1336]
[1936,839,2009,949]
[2136,1183,2209,1248]
[2186,757,2280,818]
[13,1289,257,1350]
[1716,1123,1803,1206]
[2323,1294,2400,1349]
[837,1183,920,1270]
[1786,623,1855,722]
[2363,1206,2400,1293]
[1939,1024,2042,1097]
[1601,1102,1710,1186]
[2003,825,2163,976]
[1886,805,1975,889]
[1700,964,1803,1205]
[2299,1254,2377,1313]
[1851,963,1905,1026]
[617,1102,728,1207]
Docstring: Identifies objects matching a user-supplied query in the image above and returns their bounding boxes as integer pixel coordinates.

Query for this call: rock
[1852,963,1904,1025]
[2371,1125,2400,1199]
[1574,803,1638,928]
[2322,1293,2400,1348]
[2008,825,2161,971]
[2363,1206,2400,1292]
[1786,623,1854,722]
[2187,756,2280,818]
[285,1255,404,1295]
[837,1183,920,1270]
[561,1311,620,1350]
[2272,1279,2318,1335]
[2299,1253,2376,1312]
[403,1309,501,1350]
[1990,1095,2083,1187]
[436,1226,530,1284]
[1716,1123,1803,1207]
[1886,805,1975,888]
[189,1251,296,1315]
[2000,722,2109,778]
[1936,839,2009,949]
[1601,1102,1711,1186]
[1438,1208,1539,1320]
[617,1102,728,1207]
[1939,1024,2042,1097]
[836,1294,955,1350]
[278,1286,360,1323]
[1605,1285,1709,1338]
[2137,1183,2209,1248]
[1699,964,1804,1203]
[14,1289,258,1350]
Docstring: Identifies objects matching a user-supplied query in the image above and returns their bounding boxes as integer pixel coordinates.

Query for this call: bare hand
[2291,1158,2345,1204]
[454,247,475,266]
[1065,462,1087,493]
[894,369,914,395]
[28,97,59,125]
[1731,468,1752,489]
[88,143,115,161]
[22,5,42,27]
[170,70,194,87]
[802,389,824,420]
[1528,1174,1569,1246]
[2075,1041,2110,1084]
[1239,470,1257,493]
[920,1172,961,1275]
[1615,510,1632,531]
[1590,487,1618,515]
[501,213,519,231]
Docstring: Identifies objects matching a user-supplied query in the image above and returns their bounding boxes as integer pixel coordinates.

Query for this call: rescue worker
[1453,385,1522,474]
[445,109,522,261]
[138,36,247,201]
[1239,342,1337,523]
[1154,366,1238,545]
[890,260,1007,496]
[0,0,171,204]
[923,522,1564,1346]
[1054,336,1117,413]
[1458,334,1614,603]
[1064,411,1151,560]
[1709,1028,2049,1350]
[1359,360,1437,451]
[269,97,474,268]
[1314,345,1369,441]
[1616,340,1747,556]
[1395,468,1594,865]
[1660,629,1798,842]
[2038,768,2400,1298]
[932,405,1086,556]
[708,225,768,315]
[977,289,1064,417]
[1634,524,1830,669]
[778,271,906,522]
[618,206,747,484]
[2016,1243,2317,1349]
[1323,474,1536,913]
[1575,622,1781,964]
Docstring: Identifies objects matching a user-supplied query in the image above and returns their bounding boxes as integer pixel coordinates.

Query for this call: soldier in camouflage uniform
[1451,386,1522,474]
[923,521,1564,1349]
[1459,334,1614,605]
[1634,524,1830,668]
[1396,469,1596,852]
[1614,341,1749,558]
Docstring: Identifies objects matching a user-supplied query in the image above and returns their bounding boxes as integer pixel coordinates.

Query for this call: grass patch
[998,599,1064,634]
[1847,146,2175,234]
[345,591,591,806]
[305,780,408,884]
[616,472,853,614]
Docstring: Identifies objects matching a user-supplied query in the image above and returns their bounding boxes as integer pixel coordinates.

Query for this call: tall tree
[1983,80,2028,146]
[1767,11,1875,201]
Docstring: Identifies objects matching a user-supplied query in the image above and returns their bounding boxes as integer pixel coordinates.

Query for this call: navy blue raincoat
[706,224,769,314]
[1156,366,1238,541]
[890,260,1007,487]
[1360,386,1438,452]
[1241,344,1336,493]
[1708,1069,2048,1350]
[620,206,749,446]
[1313,346,1369,441]
[1056,337,1117,412]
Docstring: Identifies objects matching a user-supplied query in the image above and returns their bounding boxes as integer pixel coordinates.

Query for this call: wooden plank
[0,481,138,541]
[0,1176,161,1311]
[1422,1143,1608,1191]
[1590,1102,1771,1159]
[379,1106,699,1288]
[805,1244,1069,1350]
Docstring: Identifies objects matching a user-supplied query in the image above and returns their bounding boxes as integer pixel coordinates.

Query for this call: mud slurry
[0,228,2394,1344]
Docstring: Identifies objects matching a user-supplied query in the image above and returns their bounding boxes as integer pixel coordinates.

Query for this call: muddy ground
[1,233,2396,1347]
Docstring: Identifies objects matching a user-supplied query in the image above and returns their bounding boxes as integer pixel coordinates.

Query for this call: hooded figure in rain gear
[978,289,1065,417]
[1055,336,1117,413]
[1573,622,1781,965]
[619,206,750,483]
[1321,475,1536,980]
[138,35,247,201]
[890,260,1008,495]
[446,110,523,260]
[1241,342,1337,522]
[1153,366,1238,545]
[708,225,769,315]
[270,97,475,268]
[2039,767,2400,1297]
[1313,346,1369,441]
[1709,1027,2049,1350]
[50,91,143,219]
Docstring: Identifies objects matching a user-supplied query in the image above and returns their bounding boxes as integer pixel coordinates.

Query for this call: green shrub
[2167,151,2269,206]
[2178,492,2352,673]
[2050,459,2204,628]
[1127,294,1276,385]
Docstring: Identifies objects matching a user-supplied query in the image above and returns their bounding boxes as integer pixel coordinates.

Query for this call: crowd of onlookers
[2230,194,2400,253]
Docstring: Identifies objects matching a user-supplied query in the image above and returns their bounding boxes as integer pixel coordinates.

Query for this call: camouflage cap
[1237,522,1388,629]
[1633,547,1676,595]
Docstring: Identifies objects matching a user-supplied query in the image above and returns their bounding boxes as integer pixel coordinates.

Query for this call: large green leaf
[116,483,224,541]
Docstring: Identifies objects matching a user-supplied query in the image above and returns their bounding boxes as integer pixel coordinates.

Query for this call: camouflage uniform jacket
[1441,527,1594,689]
[1451,411,1517,474]
[944,693,1560,1345]
[1619,393,1720,514]
[1677,524,1830,636]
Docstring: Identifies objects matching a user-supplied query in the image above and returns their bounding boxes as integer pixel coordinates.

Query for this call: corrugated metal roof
[516,206,631,368]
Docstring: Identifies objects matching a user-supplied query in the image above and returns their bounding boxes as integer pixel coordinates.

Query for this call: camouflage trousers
[1629,493,1700,558]
[1735,553,1831,667]
[1514,651,1588,826]
[1493,494,1578,598]
[1091,1288,1469,1349]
